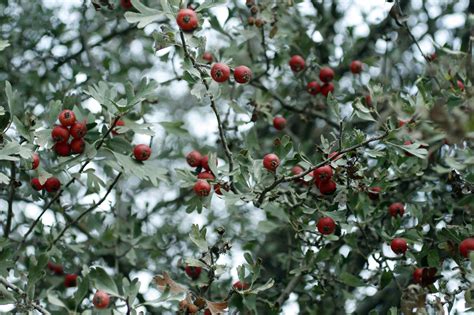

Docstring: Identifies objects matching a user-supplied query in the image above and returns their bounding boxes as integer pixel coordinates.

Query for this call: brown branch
[179,31,235,187]
[4,161,16,238]
[47,172,122,250]
[255,130,390,207]
[0,276,50,314]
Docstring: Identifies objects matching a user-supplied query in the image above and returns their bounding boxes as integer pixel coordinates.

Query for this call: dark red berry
[390,238,407,254]
[70,122,87,139]
[32,153,40,170]
[112,120,125,136]
[185,266,202,280]
[54,142,71,157]
[193,179,211,197]
[321,83,334,97]
[133,144,151,161]
[187,150,203,167]
[307,81,321,95]
[176,9,199,32]
[64,274,78,287]
[93,290,110,309]
[70,138,85,154]
[263,153,280,172]
[459,238,474,258]
[45,177,61,193]
[47,261,64,275]
[367,186,382,200]
[234,65,252,84]
[273,116,287,130]
[211,63,231,83]
[350,60,363,74]
[289,55,305,72]
[317,217,336,235]
[202,52,213,64]
[51,125,70,143]
[120,0,133,10]
[58,110,76,127]
[388,202,405,217]
[31,178,44,191]
[319,66,334,83]
[197,171,215,181]
[313,165,333,184]
[318,180,337,195]
[233,281,250,291]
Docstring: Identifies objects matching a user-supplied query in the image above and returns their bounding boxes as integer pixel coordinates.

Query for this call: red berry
[428,53,437,62]
[214,183,228,195]
[133,144,151,161]
[45,177,61,193]
[211,63,231,83]
[317,217,336,235]
[120,0,133,10]
[70,138,85,154]
[193,180,211,197]
[54,142,71,157]
[234,65,252,84]
[319,66,334,83]
[459,238,474,258]
[457,80,465,91]
[47,261,64,275]
[307,81,321,95]
[321,83,334,97]
[197,171,215,181]
[202,52,213,63]
[32,153,40,170]
[390,238,407,254]
[289,55,305,72]
[112,120,125,136]
[350,60,363,74]
[367,186,382,200]
[31,178,44,191]
[93,290,110,309]
[318,180,337,195]
[413,268,423,284]
[291,165,304,176]
[204,309,211,315]
[200,155,217,171]
[233,281,250,291]
[70,122,87,139]
[398,119,409,127]
[273,116,287,130]
[186,150,203,168]
[364,94,372,107]
[51,125,70,143]
[64,274,78,287]
[263,153,280,172]
[58,110,76,127]
[185,266,202,280]
[313,165,333,183]
[176,9,199,32]
[388,202,405,217]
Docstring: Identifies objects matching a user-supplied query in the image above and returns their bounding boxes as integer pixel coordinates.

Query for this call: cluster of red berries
[313,165,336,195]
[51,110,87,157]
[246,0,265,28]
[187,150,226,197]
[306,66,335,98]
[210,63,253,84]
[47,261,78,288]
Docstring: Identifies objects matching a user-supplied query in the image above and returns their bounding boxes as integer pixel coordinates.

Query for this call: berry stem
[4,161,16,238]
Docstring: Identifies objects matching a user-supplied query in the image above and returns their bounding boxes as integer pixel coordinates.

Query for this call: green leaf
[89,266,120,296]
[339,271,365,287]
[189,224,208,252]
[0,40,10,51]
[160,121,188,136]
[125,0,166,28]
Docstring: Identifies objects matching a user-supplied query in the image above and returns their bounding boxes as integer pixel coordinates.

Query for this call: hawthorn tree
[0,0,473,314]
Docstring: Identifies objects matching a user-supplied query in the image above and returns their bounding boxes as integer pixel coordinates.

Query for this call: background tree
[0,0,473,314]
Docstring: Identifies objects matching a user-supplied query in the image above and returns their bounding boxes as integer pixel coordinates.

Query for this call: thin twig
[255,130,390,207]
[47,172,122,250]
[178,31,235,187]
[0,276,50,314]
[5,161,16,238]
[17,116,123,253]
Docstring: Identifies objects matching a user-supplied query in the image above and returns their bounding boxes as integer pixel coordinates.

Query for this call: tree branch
[0,276,50,314]
[255,130,390,207]
[48,172,122,250]
[4,161,16,238]
[178,31,235,187]
[17,115,123,254]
